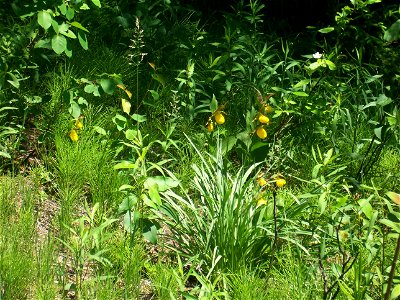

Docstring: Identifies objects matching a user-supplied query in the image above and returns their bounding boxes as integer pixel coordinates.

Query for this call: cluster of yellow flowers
[255,173,287,207]
[255,104,273,139]
[206,108,225,132]
[69,118,84,142]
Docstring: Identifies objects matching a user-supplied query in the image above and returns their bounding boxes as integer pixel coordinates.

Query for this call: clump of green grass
[0,177,38,299]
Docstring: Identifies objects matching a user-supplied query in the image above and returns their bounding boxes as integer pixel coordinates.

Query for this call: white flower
[313,52,323,59]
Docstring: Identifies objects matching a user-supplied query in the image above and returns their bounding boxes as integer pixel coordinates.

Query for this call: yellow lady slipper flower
[215,112,225,125]
[207,121,214,132]
[257,198,267,207]
[258,114,270,124]
[276,178,286,188]
[74,119,83,130]
[256,126,267,139]
[257,177,267,187]
[69,129,78,142]
[264,105,273,114]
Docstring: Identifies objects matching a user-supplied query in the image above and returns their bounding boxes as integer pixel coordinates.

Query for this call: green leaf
[292,91,309,97]
[51,35,67,54]
[210,94,218,112]
[325,60,336,70]
[68,101,81,119]
[66,7,75,20]
[58,3,67,15]
[114,161,135,170]
[391,284,400,300]
[149,90,159,100]
[123,211,139,232]
[221,136,237,154]
[61,29,77,39]
[142,220,158,244]
[78,31,88,50]
[122,98,131,114]
[131,114,147,123]
[38,11,52,30]
[384,19,400,42]
[148,185,162,207]
[318,27,335,34]
[144,176,179,192]
[376,94,392,106]
[69,21,89,32]
[358,199,373,219]
[118,195,138,214]
[7,73,20,89]
[99,78,115,95]
[93,126,107,135]
[91,0,101,7]
[125,129,137,140]
[374,126,382,140]
[380,219,400,233]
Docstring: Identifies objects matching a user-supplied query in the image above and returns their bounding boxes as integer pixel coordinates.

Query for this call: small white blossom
[313,52,323,59]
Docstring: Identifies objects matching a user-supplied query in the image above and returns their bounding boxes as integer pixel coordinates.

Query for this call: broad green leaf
[114,161,135,170]
[142,220,158,244]
[312,164,323,179]
[68,101,81,119]
[374,126,382,140]
[51,35,67,54]
[123,211,139,232]
[325,60,336,70]
[225,79,232,91]
[377,94,392,106]
[69,21,89,32]
[66,7,75,20]
[35,39,51,49]
[38,11,52,30]
[144,176,179,192]
[221,136,237,154]
[384,19,400,42]
[7,73,20,88]
[380,219,400,233]
[93,126,107,135]
[118,195,137,214]
[80,4,90,10]
[51,20,59,34]
[391,284,400,300]
[131,114,147,123]
[78,31,88,50]
[91,0,101,8]
[210,94,218,112]
[58,3,67,15]
[318,27,335,34]
[99,78,115,94]
[61,29,76,39]
[149,90,159,100]
[309,62,320,70]
[148,185,162,207]
[292,91,309,97]
[358,199,373,219]
[125,129,137,140]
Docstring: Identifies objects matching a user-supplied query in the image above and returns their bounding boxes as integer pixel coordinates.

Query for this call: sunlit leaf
[51,34,67,54]
[387,192,400,206]
[121,98,131,114]
[38,10,52,30]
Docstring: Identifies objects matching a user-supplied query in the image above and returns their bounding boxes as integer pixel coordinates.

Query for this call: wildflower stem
[384,234,400,300]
